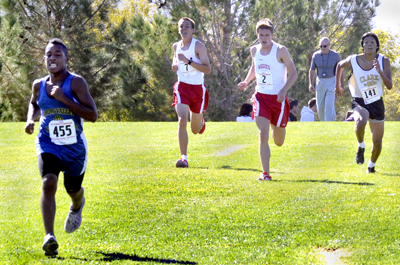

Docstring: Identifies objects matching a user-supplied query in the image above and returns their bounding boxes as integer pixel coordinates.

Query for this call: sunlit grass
[0,121,399,264]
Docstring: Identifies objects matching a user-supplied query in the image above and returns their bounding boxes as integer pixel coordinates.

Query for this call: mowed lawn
[0,121,399,264]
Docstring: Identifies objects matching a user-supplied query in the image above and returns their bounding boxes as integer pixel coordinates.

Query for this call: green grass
[0,121,399,264]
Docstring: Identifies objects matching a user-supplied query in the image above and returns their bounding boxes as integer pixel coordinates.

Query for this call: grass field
[0,121,399,264]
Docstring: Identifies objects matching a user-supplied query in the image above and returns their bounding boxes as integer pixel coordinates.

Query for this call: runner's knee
[64,173,84,194]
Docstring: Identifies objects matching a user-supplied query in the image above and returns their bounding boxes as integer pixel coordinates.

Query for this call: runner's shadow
[219,165,261,172]
[60,252,197,264]
[98,252,197,264]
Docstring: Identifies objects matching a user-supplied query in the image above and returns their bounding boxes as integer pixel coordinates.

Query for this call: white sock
[181,154,188,161]
[358,141,365,148]
[368,160,376,168]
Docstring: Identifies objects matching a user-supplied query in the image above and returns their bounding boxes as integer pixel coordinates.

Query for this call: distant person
[238,18,298,181]
[309,37,341,121]
[336,32,392,173]
[289,98,299,121]
[171,17,211,168]
[300,98,317,122]
[24,38,98,257]
[236,103,254,122]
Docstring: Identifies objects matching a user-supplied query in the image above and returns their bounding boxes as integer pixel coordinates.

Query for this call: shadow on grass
[61,252,197,264]
[219,165,260,172]
[380,172,400,177]
[278,179,374,186]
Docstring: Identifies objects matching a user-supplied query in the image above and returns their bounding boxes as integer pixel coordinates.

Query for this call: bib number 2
[49,119,77,145]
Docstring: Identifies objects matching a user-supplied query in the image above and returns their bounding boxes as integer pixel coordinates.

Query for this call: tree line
[0,0,399,122]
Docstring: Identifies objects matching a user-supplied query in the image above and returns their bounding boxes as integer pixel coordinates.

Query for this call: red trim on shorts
[172,81,209,114]
[253,93,290,127]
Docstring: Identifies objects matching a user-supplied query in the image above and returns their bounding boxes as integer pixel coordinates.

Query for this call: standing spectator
[309,37,341,121]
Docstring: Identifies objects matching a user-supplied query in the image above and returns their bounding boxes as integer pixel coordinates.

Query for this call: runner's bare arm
[238,46,257,91]
[51,76,98,122]
[25,80,41,134]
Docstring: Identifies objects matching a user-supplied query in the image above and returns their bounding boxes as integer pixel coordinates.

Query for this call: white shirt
[236,116,254,122]
[300,106,315,122]
[349,54,384,104]
[176,38,204,85]
[254,42,287,95]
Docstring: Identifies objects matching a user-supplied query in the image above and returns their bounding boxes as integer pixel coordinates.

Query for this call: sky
[371,0,400,34]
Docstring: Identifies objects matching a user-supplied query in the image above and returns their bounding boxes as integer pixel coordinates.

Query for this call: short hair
[178,17,195,29]
[308,98,317,108]
[47,38,68,56]
[256,18,274,34]
[289,99,299,109]
[360,32,380,52]
[239,103,253,116]
[319,37,330,45]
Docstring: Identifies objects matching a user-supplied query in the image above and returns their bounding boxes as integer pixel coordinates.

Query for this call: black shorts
[351,97,385,121]
[38,153,85,194]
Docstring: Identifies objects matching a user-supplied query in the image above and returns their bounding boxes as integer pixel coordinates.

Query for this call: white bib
[256,71,273,90]
[360,85,380,104]
[178,61,197,76]
[49,119,77,145]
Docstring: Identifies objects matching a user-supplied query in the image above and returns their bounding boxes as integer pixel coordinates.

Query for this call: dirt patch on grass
[214,145,245,157]
[319,248,348,265]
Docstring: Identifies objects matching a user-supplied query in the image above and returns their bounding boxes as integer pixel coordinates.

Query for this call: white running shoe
[42,233,58,257]
[258,173,272,181]
[64,197,85,233]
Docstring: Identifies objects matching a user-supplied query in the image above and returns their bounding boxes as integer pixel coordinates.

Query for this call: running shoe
[366,167,376,173]
[355,147,365,164]
[64,197,85,233]
[176,158,189,168]
[42,233,58,257]
[258,173,272,181]
[199,118,206,134]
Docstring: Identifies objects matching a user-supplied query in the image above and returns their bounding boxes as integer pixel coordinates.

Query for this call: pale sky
[371,0,400,34]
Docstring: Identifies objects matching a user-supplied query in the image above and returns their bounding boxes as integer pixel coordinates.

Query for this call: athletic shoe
[355,147,365,164]
[258,173,272,181]
[366,167,376,173]
[199,118,206,134]
[64,197,85,233]
[42,233,58,257]
[176,158,189,168]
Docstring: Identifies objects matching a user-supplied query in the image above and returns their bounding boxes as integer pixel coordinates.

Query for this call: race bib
[179,61,197,76]
[361,85,380,104]
[49,119,77,145]
[256,71,273,90]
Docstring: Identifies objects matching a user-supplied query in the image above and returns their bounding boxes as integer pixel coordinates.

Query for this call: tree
[102,14,178,121]
[249,0,378,120]
[166,0,257,121]
[159,0,379,121]
[0,0,135,121]
[374,29,400,121]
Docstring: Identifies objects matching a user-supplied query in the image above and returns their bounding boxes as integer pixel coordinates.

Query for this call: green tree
[250,0,378,120]
[0,0,138,121]
[0,10,31,121]
[161,0,379,121]
[166,0,256,121]
[374,29,400,121]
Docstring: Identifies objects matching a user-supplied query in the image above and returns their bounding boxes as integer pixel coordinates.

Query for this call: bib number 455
[49,119,77,145]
